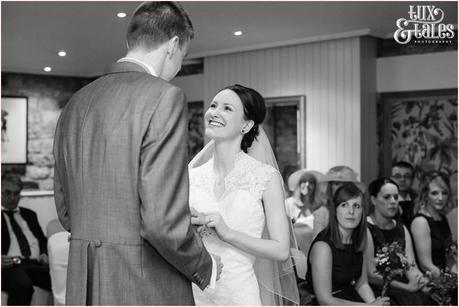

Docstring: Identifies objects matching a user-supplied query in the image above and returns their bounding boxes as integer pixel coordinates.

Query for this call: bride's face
[204,89,248,141]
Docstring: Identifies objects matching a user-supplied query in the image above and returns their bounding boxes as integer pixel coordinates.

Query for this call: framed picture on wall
[1,96,28,164]
[187,100,204,161]
[264,95,306,173]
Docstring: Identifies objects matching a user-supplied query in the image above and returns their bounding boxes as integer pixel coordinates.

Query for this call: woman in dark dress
[410,171,454,276]
[366,178,433,305]
[410,171,457,305]
[305,183,389,305]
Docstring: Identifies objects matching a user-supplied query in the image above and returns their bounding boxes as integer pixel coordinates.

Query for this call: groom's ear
[167,36,180,59]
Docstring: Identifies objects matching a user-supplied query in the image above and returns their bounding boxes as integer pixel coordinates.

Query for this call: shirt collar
[2,206,19,213]
[117,57,158,77]
[399,193,412,201]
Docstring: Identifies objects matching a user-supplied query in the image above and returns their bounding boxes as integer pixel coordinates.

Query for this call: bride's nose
[207,107,220,118]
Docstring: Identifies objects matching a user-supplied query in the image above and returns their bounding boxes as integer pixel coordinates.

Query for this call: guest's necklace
[370,214,395,230]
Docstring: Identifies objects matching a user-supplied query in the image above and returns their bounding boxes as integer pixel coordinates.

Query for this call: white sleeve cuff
[208,255,217,289]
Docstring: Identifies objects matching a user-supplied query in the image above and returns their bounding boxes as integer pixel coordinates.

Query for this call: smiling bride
[188,84,299,305]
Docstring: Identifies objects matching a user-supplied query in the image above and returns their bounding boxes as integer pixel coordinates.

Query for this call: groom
[53,2,220,305]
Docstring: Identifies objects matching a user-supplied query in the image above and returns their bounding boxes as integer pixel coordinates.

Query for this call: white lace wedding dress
[189,151,278,305]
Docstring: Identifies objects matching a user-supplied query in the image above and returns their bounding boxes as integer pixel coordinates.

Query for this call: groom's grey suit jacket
[53,62,212,305]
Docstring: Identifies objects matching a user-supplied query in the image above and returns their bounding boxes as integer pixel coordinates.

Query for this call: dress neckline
[211,151,246,201]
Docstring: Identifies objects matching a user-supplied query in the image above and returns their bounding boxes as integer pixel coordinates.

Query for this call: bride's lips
[208,119,225,127]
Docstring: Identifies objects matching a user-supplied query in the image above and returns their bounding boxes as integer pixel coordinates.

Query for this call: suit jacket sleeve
[53,114,71,231]
[139,86,213,290]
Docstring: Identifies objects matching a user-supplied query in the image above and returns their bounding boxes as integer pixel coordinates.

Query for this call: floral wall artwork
[390,93,457,199]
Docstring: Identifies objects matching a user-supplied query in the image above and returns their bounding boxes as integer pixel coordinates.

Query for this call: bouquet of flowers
[374,241,413,296]
[446,239,457,263]
[425,268,458,305]
[445,239,457,256]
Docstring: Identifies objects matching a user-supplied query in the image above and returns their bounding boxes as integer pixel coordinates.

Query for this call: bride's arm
[206,173,290,262]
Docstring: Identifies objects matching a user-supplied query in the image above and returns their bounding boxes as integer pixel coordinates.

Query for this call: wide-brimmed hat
[323,165,366,192]
[287,169,327,192]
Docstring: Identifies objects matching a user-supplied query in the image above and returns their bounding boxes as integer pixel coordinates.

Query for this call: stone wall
[1,73,93,189]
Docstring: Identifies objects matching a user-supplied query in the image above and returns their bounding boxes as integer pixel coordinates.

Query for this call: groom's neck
[125,46,167,77]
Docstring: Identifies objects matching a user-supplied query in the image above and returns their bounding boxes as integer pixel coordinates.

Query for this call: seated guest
[391,161,417,227]
[47,219,70,306]
[313,165,366,239]
[410,171,455,277]
[286,170,325,281]
[305,183,389,305]
[285,169,326,229]
[366,178,433,305]
[1,174,51,305]
[282,164,298,197]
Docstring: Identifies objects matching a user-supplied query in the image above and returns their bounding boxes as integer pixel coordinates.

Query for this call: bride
[188,84,299,305]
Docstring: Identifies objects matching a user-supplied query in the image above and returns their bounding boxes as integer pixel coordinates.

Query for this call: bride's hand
[205,212,233,242]
[190,207,207,226]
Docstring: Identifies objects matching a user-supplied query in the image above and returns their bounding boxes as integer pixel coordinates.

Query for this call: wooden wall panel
[360,37,378,185]
[203,37,364,175]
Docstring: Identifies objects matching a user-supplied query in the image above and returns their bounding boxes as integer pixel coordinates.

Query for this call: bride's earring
[241,124,249,135]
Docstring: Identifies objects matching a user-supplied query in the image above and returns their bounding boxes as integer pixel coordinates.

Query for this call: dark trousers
[1,260,51,305]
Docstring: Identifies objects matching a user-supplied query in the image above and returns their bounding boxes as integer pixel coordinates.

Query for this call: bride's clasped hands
[191,208,233,242]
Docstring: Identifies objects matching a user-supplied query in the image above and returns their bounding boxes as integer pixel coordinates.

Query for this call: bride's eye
[224,106,233,111]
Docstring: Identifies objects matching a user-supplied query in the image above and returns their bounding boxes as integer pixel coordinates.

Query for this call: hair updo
[368,177,398,197]
[221,84,266,152]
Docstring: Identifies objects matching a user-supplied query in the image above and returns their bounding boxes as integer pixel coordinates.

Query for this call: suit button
[94,240,102,247]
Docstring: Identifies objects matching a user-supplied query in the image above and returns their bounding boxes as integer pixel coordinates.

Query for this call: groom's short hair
[127,2,194,50]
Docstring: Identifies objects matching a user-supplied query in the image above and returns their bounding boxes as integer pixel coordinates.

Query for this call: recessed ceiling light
[58,50,66,57]
[233,30,243,36]
[44,67,52,72]
[117,12,127,18]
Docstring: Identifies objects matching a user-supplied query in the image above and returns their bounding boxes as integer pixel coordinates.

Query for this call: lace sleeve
[188,161,212,194]
[253,164,280,200]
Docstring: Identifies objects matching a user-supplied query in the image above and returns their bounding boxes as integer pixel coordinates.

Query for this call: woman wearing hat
[313,166,366,239]
[285,170,325,229]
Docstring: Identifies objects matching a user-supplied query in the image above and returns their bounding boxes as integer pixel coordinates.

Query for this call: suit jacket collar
[104,61,152,76]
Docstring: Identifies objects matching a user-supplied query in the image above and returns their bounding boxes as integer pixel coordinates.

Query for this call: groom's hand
[211,254,223,281]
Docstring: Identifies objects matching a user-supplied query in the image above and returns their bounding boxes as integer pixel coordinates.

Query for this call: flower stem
[381,280,390,297]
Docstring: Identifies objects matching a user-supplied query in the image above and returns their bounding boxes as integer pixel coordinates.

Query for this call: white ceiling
[2,1,457,77]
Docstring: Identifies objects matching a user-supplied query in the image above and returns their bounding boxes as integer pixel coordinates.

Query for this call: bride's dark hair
[221,84,266,152]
